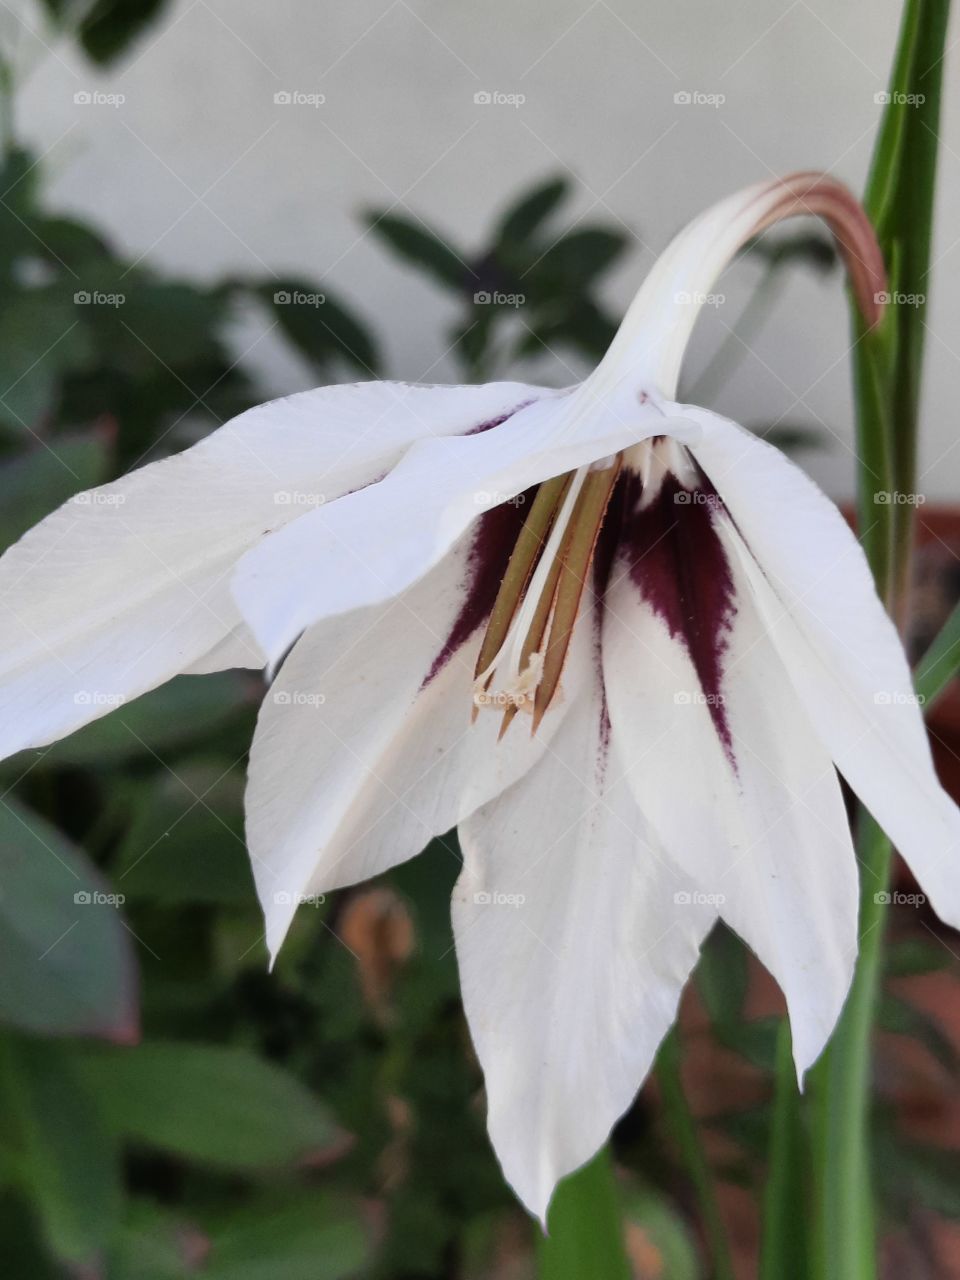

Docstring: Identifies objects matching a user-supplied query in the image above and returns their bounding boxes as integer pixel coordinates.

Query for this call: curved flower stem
[536,1147,630,1280]
[657,1029,735,1280]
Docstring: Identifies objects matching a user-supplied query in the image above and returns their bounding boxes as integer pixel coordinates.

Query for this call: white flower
[1,172,956,1221]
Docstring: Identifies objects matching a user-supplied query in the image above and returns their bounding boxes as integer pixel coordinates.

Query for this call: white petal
[601,514,859,1077]
[453,673,712,1221]
[686,406,960,930]
[0,379,539,758]
[246,531,590,960]
[232,387,701,663]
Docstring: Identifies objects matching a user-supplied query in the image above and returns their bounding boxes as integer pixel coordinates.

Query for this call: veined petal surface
[0,379,539,757]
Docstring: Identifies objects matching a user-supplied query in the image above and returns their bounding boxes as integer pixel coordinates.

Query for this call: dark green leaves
[0,1037,123,1263]
[367,174,629,378]
[495,176,570,247]
[76,1042,339,1170]
[38,0,169,65]
[256,280,378,375]
[0,798,137,1041]
[364,212,469,292]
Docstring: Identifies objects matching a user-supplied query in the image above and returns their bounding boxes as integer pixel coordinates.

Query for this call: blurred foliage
[0,8,957,1275]
[366,176,630,380]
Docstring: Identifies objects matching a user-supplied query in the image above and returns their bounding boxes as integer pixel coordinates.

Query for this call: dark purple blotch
[598,468,738,763]
[422,490,534,686]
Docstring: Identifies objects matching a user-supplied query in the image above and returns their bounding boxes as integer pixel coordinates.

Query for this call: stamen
[473,473,572,686]
[472,456,622,737]
[532,457,622,730]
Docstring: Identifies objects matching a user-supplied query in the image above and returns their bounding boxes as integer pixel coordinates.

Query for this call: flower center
[472,454,623,735]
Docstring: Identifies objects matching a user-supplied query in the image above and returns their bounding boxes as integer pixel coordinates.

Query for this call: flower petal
[453,668,712,1221]
[247,522,592,960]
[0,379,539,758]
[232,387,701,664]
[686,406,960,930]
[601,497,859,1077]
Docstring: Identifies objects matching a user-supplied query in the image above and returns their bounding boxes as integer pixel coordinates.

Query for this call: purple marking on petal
[604,471,738,763]
[422,491,533,687]
[465,399,536,435]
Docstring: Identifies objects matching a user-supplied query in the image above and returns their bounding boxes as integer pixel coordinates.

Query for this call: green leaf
[495,176,569,247]
[915,596,960,710]
[201,1193,370,1280]
[106,1200,207,1280]
[77,0,169,65]
[860,0,952,584]
[0,290,92,432]
[0,434,109,552]
[257,281,378,374]
[878,991,958,1073]
[77,1042,340,1170]
[0,797,138,1040]
[697,922,749,1030]
[536,1148,630,1280]
[36,672,252,768]
[0,1036,123,1263]
[114,766,255,907]
[366,211,469,292]
[891,1142,960,1218]
[718,1017,781,1071]
[885,935,953,976]
[529,227,627,287]
[31,217,114,275]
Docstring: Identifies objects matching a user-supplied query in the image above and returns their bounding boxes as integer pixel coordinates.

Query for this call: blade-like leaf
[365,211,469,292]
[0,1036,123,1263]
[536,1148,630,1280]
[495,176,569,248]
[760,1023,809,1280]
[915,596,960,709]
[256,281,378,375]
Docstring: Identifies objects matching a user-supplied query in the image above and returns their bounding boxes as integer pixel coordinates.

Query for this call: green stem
[760,1022,809,1280]
[657,1029,735,1280]
[812,816,892,1280]
[808,6,951,1276]
[536,1147,630,1280]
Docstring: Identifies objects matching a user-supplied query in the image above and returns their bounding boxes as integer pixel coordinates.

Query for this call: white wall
[9,0,960,499]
